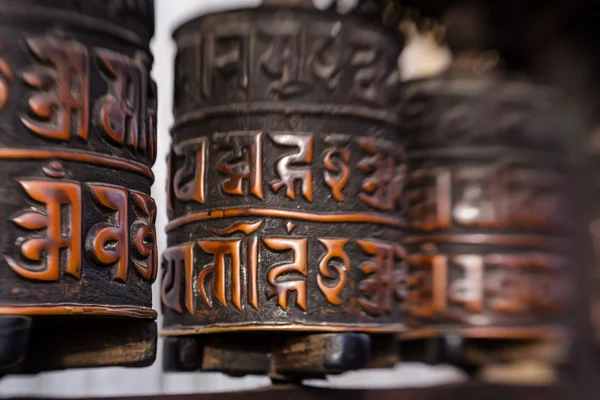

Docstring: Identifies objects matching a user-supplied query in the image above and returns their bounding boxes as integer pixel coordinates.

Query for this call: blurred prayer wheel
[0,0,157,374]
[398,71,573,374]
[162,1,405,377]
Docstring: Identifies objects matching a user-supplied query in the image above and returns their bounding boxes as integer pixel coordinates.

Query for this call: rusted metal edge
[161,323,407,336]
[0,305,157,319]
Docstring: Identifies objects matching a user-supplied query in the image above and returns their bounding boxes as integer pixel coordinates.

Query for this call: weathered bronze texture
[0,0,157,373]
[401,72,572,344]
[163,3,404,334]
[162,1,404,377]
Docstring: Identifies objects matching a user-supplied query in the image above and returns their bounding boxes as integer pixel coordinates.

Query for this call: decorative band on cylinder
[162,3,405,335]
[0,0,157,372]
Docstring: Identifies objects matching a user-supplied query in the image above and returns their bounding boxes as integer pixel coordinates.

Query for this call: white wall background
[0,1,464,396]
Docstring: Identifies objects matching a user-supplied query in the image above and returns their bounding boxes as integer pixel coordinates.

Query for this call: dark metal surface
[0,0,158,373]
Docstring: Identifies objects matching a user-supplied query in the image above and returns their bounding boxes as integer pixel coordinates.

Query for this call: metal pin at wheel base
[0,0,158,374]
[162,2,405,377]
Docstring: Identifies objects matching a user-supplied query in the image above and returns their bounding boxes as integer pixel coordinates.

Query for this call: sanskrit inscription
[8,180,82,281]
[8,176,157,284]
[323,135,351,202]
[270,134,313,202]
[0,41,12,110]
[358,138,405,211]
[0,0,157,327]
[16,35,157,164]
[173,18,400,107]
[407,254,566,321]
[168,133,406,213]
[408,163,567,232]
[96,49,156,163]
[22,37,90,141]
[160,229,564,323]
[357,240,407,317]
[162,233,408,315]
[216,132,263,199]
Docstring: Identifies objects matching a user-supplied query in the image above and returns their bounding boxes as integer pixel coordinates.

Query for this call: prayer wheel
[0,0,157,375]
[398,71,574,374]
[162,0,405,377]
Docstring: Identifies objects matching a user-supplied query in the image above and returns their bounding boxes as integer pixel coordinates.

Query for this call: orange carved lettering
[197,240,242,309]
[248,236,259,309]
[408,168,452,230]
[131,191,158,283]
[95,49,155,160]
[215,221,262,309]
[198,221,263,310]
[263,238,308,311]
[215,132,263,199]
[358,138,405,211]
[317,239,350,305]
[170,138,206,208]
[484,254,565,315]
[0,40,12,110]
[323,135,350,202]
[7,180,82,281]
[407,254,565,321]
[22,37,90,141]
[270,134,313,201]
[357,240,407,316]
[161,243,195,314]
[86,185,129,282]
[407,255,448,318]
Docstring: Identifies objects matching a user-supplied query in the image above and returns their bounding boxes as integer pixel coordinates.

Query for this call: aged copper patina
[0,0,157,375]
[162,0,405,377]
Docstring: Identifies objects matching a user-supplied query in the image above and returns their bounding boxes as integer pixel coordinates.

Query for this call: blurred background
[0,0,466,396]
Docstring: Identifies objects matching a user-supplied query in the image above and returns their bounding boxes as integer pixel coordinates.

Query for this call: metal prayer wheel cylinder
[0,0,157,373]
[162,3,404,375]
[399,73,572,370]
